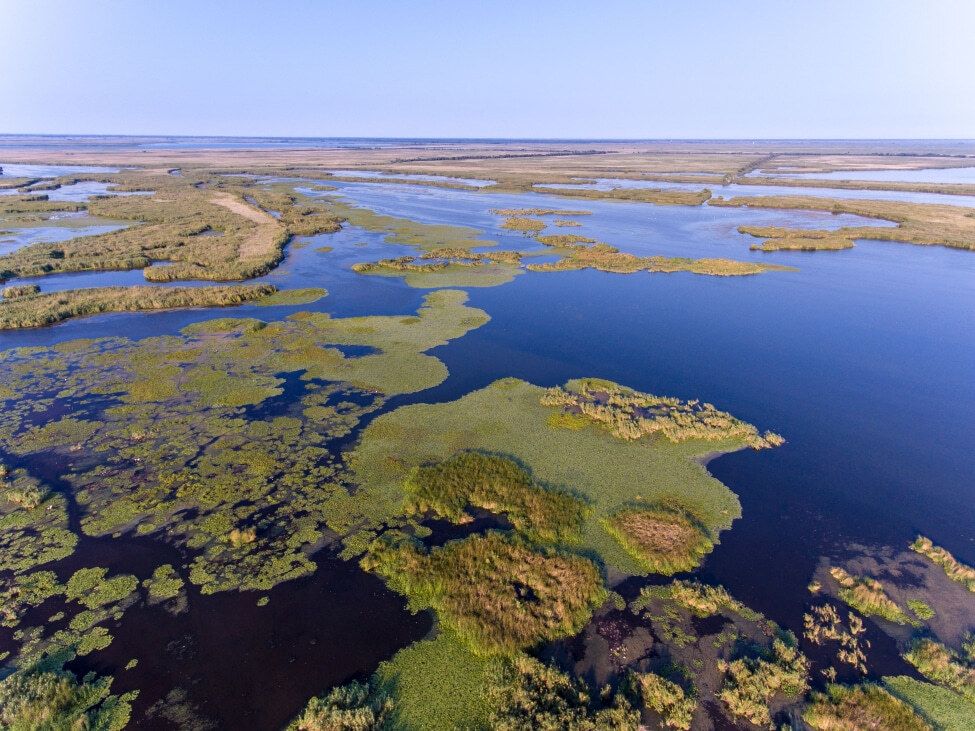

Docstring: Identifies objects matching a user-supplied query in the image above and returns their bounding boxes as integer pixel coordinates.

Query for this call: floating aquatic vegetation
[0,290,488,600]
[884,675,975,731]
[0,470,77,574]
[142,564,184,603]
[374,634,492,731]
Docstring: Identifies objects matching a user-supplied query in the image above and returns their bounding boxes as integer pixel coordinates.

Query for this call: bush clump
[804,683,930,730]
[404,451,587,543]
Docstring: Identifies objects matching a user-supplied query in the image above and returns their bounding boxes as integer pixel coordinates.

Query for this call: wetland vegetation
[2,139,974,729]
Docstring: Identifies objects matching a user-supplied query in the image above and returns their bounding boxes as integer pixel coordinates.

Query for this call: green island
[0,283,287,329]
[738,225,856,252]
[712,194,975,252]
[912,536,975,592]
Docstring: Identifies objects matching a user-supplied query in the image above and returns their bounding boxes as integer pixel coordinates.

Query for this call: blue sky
[2,0,973,138]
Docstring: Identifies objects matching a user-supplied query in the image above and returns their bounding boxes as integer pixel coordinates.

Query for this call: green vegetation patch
[804,683,930,731]
[486,653,639,730]
[912,536,975,593]
[404,451,587,543]
[885,675,975,731]
[363,531,605,655]
[349,377,759,574]
[375,634,492,731]
[829,566,916,625]
[287,678,391,731]
[717,636,809,727]
[142,564,184,603]
[0,284,277,329]
[903,639,975,703]
[0,290,488,603]
[632,671,696,730]
[0,662,135,731]
[604,507,713,575]
[252,287,327,307]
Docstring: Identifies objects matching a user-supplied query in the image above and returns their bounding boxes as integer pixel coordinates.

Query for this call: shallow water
[0,162,119,178]
[328,169,495,187]
[1,177,973,725]
[535,176,975,207]
[756,166,975,185]
[0,221,127,255]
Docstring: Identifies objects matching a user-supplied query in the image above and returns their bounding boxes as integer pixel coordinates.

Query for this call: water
[328,169,495,187]
[1,176,973,725]
[535,177,975,207]
[0,162,119,178]
[756,166,975,185]
[0,221,127,256]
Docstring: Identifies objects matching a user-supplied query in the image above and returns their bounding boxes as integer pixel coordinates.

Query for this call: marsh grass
[632,671,696,730]
[0,284,277,329]
[541,378,784,448]
[0,663,134,731]
[804,683,930,731]
[712,194,975,252]
[903,639,975,703]
[738,225,856,252]
[603,507,713,575]
[362,531,606,655]
[828,566,915,625]
[404,451,587,543]
[487,653,639,730]
[528,234,792,276]
[286,678,391,731]
[350,378,749,576]
[717,636,809,727]
[885,675,975,731]
[501,216,546,233]
[911,536,975,593]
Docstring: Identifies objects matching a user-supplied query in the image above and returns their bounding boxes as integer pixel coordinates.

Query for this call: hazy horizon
[3,0,973,139]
